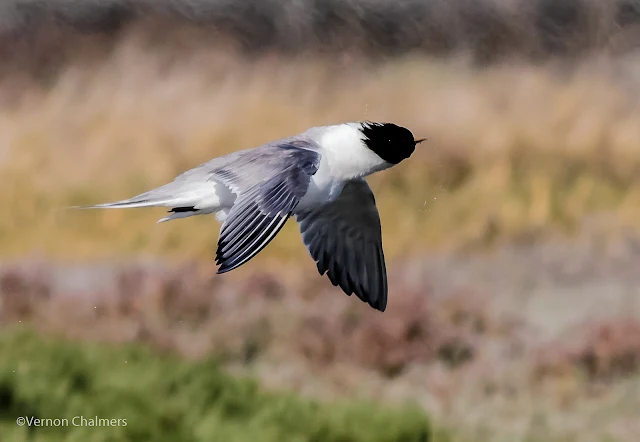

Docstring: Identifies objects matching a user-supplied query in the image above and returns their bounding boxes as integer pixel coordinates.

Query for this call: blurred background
[1,0,640,441]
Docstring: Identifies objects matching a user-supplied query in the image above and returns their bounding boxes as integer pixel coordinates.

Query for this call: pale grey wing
[214,143,321,274]
[75,144,300,211]
[295,179,388,312]
[177,137,313,191]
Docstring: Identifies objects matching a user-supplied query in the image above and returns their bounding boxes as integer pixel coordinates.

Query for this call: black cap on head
[359,122,425,164]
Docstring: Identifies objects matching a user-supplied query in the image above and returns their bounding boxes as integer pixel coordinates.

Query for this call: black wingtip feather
[216,265,233,275]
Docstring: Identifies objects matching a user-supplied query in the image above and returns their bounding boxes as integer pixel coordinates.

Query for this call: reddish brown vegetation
[0,262,514,376]
[2,259,639,441]
[535,317,640,382]
[295,288,501,377]
[0,264,51,320]
[2,256,639,389]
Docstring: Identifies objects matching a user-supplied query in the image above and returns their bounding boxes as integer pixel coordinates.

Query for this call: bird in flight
[78,122,426,311]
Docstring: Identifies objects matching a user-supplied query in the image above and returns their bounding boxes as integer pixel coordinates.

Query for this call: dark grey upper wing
[295,179,388,312]
[214,142,321,273]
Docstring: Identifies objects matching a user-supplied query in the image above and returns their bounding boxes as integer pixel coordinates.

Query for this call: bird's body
[79,121,425,311]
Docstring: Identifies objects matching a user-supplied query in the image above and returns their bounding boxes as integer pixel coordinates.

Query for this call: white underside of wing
[215,209,231,223]
[189,181,236,211]
[152,180,236,223]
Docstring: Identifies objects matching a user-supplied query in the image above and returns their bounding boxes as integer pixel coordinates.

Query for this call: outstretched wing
[215,143,320,273]
[295,179,388,311]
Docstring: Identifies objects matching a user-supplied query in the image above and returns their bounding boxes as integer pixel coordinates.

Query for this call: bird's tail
[67,182,223,224]
[69,195,179,210]
[68,183,188,211]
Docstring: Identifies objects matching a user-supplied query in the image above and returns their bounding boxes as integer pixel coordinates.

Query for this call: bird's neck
[318,124,390,181]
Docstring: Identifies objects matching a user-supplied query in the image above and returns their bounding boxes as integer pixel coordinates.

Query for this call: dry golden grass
[3,31,640,262]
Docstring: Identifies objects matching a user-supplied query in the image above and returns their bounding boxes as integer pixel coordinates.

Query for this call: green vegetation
[0,328,442,442]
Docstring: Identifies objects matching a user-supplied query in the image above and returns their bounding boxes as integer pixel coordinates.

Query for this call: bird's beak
[414,138,428,145]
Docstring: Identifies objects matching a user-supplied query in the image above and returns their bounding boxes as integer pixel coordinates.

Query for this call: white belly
[295,163,344,212]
